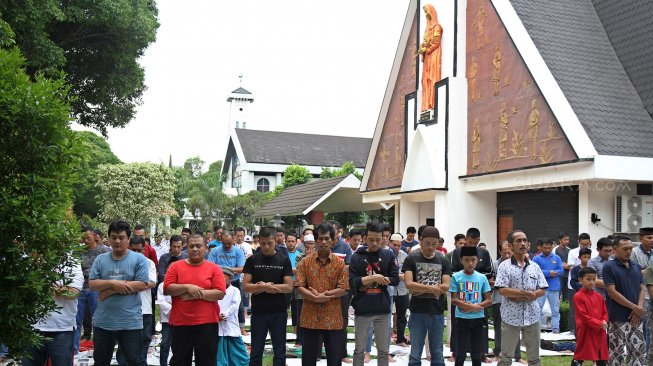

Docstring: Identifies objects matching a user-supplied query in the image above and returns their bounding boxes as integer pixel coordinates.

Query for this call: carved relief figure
[528,99,540,159]
[492,44,501,96]
[471,118,482,168]
[418,4,443,112]
[498,104,509,159]
[469,56,478,102]
[472,5,487,50]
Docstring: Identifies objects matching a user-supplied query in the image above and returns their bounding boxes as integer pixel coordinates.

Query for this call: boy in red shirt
[572,267,608,366]
[164,233,226,366]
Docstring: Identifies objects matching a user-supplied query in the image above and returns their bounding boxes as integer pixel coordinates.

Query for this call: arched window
[256,178,270,193]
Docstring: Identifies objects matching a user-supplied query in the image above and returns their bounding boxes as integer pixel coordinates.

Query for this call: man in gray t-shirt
[74,228,110,353]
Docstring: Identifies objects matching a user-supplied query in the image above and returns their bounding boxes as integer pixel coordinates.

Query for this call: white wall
[586,181,637,239]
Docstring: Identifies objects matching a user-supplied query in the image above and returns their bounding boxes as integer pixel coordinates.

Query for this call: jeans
[408,313,445,366]
[302,328,344,366]
[537,290,561,331]
[117,315,153,365]
[455,318,484,366]
[93,327,146,366]
[354,314,389,366]
[250,311,287,366]
[22,331,74,366]
[394,295,409,343]
[75,289,99,352]
[160,323,171,366]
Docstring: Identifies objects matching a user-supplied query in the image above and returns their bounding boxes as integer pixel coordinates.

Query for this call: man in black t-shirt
[243,226,293,366]
[402,226,451,366]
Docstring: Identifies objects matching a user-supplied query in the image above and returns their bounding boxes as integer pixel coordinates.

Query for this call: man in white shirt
[156,277,173,366]
[22,258,84,366]
[152,235,169,260]
[234,226,253,335]
[113,237,157,365]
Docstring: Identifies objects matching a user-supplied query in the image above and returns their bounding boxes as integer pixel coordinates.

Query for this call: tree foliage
[72,131,121,218]
[0,0,159,134]
[281,164,312,188]
[96,163,176,225]
[0,47,80,356]
[320,161,362,180]
[186,165,228,230]
[222,190,269,232]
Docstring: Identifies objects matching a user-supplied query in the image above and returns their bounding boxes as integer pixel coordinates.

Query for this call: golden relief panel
[465,0,575,174]
[367,14,418,190]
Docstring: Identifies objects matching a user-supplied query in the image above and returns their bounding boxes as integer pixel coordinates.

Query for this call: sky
[74,1,410,166]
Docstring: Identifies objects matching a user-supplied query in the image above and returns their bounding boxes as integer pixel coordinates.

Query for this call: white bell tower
[226,74,254,131]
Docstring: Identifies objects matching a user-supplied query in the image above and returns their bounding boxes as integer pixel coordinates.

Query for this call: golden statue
[471,118,482,168]
[469,56,478,102]
[473,5,487,50]
[498,103,509,159]
[528,99,540,159]
[492,44,501,96]
[418,4,443,112]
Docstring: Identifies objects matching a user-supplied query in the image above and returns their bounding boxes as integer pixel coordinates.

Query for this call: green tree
[223,190,270,231]
[320,161,362,180]
[0,47,81,356]
[96,163,176,225]
[72,131,121,218]
[183,156,205,178]
[0,0,159,134]
[186,165,227,230]
[282,164,312,188]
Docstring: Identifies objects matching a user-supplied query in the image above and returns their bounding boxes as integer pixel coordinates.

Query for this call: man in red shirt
[133,225,159,268]
[164,233,226,366]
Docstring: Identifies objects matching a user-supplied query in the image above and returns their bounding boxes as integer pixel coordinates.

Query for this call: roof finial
[239,73,243,86]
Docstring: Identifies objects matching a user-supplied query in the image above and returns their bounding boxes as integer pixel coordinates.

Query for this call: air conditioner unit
[615,195,653,233]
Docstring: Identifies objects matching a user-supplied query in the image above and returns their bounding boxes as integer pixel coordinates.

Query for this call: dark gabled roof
[592,0,653,118]
[254,175,349,217]
[231,87,252,94]
[234,129,372,168]
[510,0,653,157]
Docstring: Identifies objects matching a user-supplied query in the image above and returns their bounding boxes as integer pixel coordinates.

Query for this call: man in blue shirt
[208,231,246,334]
[533,238,564,333]
[208,226,223,249]
[89,221,149,366]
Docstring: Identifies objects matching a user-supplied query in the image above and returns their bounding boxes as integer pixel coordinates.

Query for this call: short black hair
[286,233,297,241]
[259,226,276,239]
[167,256,179,270]
[327,220,341,230]
[613,235,631,247]
[133,224,145,231]
[578,233,591,241]
[349,229,363,237]
[366,222,383,235]
[439,237,445,244]
[417,225,427,238]
[578,247,592,257]
[596,237,613,250]
[253,233,259,238]
[578,266,596,279]
[381,224,391,233]
[466,227,481,239]
[276,227,285,234]
[507,230,526,244]
[454,233,465,242]
[193,230,203,236]
[129,236,145,246]
[213,226,222,232]
[234,227,246,234]
[144,237,151,244]
[302,228,313,235]
[170,235,182,243]
[181,228,192,234]
[316,222,336,240]
[108,220,131,238]
[406,226,417,234]
[93,229,104,238]
[558,232,570,240]
[81,226,94,233]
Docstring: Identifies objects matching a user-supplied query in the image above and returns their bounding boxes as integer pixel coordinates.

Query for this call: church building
[360,0,653,254]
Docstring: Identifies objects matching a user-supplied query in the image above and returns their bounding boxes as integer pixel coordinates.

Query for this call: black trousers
[451,306,489,358]
[394,295,409,343]
[340,291,351,358]
[170,323,219,366]
[491,303,521,360]
[302,328,344,366]
[455,318,484,366]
